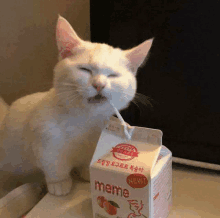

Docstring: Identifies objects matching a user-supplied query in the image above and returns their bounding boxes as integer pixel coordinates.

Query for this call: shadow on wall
[0,0,90,105]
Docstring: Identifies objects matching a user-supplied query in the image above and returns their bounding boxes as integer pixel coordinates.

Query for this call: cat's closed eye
[79,67,92,74]
[108,74,118,78]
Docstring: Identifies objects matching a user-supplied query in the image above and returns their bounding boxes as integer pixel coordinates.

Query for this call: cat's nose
[92,83,106,92]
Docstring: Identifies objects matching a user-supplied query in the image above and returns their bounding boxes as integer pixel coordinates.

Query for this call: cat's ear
[124,38,154,74]
[56,15,83,60]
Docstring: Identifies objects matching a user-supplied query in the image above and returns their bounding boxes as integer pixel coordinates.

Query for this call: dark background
[91,0,220,165]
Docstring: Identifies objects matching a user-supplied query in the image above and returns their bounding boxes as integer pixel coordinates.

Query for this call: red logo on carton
[111,144,138,161]
[126,174,148,188]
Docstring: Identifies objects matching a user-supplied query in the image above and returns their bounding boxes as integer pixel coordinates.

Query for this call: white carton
[90,117,172,218]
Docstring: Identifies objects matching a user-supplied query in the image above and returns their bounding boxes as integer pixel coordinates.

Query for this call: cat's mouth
[88,94,107,104]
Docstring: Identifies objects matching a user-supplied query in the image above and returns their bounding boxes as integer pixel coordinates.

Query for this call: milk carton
[90,116,172,218]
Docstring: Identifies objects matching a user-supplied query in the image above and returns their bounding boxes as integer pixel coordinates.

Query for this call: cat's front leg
[39,154,73,196]
[32,126,75,196]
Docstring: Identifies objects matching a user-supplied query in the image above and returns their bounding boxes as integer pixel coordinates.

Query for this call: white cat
[0,16,153,196]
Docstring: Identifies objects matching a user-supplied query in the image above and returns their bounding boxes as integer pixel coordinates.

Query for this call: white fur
[0,16,153,196]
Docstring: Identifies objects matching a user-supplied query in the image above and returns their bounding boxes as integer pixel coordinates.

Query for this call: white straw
[110,102,134,140]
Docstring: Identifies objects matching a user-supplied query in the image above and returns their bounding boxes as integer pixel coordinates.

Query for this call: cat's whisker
[120,92,153,115]
[132,99,147,115]
[55,91,84,104]
[58,83,79,87]
[54,80,78,86]
[135,96,153,108]
[123,95,141,111]
[56,91,82,105]
[55,90,76,97]
[125,95,147,115]
[122,90,148,99]
[131,99,142,111]
[68,93,82,104]
[59,82,75,85]
[67,92,82,100]
[55,83,85,91]
[55,84,83,91]
[55,85,79,90]
[134,93,153,107]
[134,99,153,109]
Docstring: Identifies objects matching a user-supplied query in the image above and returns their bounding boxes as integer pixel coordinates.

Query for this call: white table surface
[26,164,220,218]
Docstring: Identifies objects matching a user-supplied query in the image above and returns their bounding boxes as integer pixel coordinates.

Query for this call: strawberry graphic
[97,196,106,208]
[103,200,120,215]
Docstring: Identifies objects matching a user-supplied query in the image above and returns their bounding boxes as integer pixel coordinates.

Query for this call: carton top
[90,116,163,177]
[107,116,163,145]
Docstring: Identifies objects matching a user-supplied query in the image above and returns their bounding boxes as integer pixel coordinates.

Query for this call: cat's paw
[47,177,72,196]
